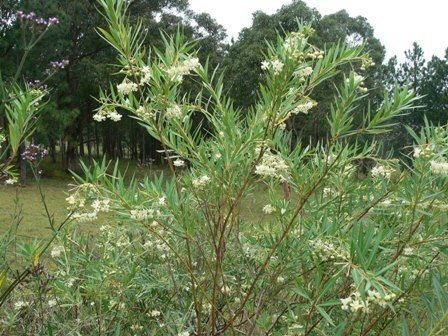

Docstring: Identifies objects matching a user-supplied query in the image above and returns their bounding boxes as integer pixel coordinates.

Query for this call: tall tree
[223,2,385,143]
[1,0,227,172]
[400,42,426,92]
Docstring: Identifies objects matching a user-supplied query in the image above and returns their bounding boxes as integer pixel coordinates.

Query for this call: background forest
[1,0,447,181]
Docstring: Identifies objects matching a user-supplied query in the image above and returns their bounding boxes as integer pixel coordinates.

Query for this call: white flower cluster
[148,310,161,317]
[66,193,85,208]
[5,177,18,185]
[291,98,316,115]
[261,59,284,75]
[131,325,143,332]
[130,208,155,221]
[308,49,324,59]
[341,289,396,313]
[173,158,185,167]
[413,145,434,158]
[348,73,368,92]
[352,73,364,84]
[262,204,276,214]
[371,164,394,179]
[430,160,448,176]
[165,104,183,119]
[51,245,64,258]
[144,236,172,259]
[14,300,29,310]
[309,238,349,261]
[67,193,110,223]
[93,108,122,122]
[117,78,138,95]
[92,199,111,213]
[72,212,98,222]
[166,57,200,82]
[361,56,375,70]
[283,31,307,59]
[323,187,332,197]
[192,175,211,188]
[139,65,151,85]
[255,150,289,180]
[135,105,155,123]
[293,66,313,80]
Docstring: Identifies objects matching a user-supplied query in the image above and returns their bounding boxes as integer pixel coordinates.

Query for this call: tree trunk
[49,138,57,163]
[65,141,76,172]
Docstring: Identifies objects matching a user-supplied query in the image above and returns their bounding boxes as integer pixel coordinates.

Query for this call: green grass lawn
[0,157,165,239]
[0,158,270,240]
[0,179,81,239]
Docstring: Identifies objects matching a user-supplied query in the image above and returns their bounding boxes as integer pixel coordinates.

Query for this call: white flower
[371,164,394,179]
[166,104,182,119]
[262,204,276,214]
[14,300,28,310]
[108,111,122,122]
[100,225,110,232]
[66,278,75,288]
[117,79,138,95]
[72,212,98,222]
[340,297,351,311]
[178,332,189,336]
[93,113,106,122]
[150,310,161,317]
[51,246,64,258]
[166,57,200,82]
[271,59,284,74]
[192,175,211,188]
[294,66,313,78]
[5,177,17,185]
[93,109,122,123]
[323,187,332,197]
[130,208,154,221]
[430,160,448,175]
[131,325,143,332]
[413,145,434,158]
[255,150,289,180]
[403,247,413,256]
[310,238,349,261]
[48,299,57,307]
[92,199,110,213]
[292,99,316,115]
[261,59,284,75]
[354,73,364,83]
[136,105,155,122]
[140,65,151,85]
[173,159,185,167]
[158,196,166,206]
[261,60,270,70]
[183,57,200,70]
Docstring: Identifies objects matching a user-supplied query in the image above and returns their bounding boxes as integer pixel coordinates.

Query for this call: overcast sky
[188,0,447,62]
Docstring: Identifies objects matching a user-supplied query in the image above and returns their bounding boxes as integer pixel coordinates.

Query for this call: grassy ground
[0,179,68,237]
[0,157,166,239]
[0,179,80,239]
[0,158,269,239]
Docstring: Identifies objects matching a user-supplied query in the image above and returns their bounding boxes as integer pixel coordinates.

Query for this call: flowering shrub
[2,0,448,335]
[0,8,63,184]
